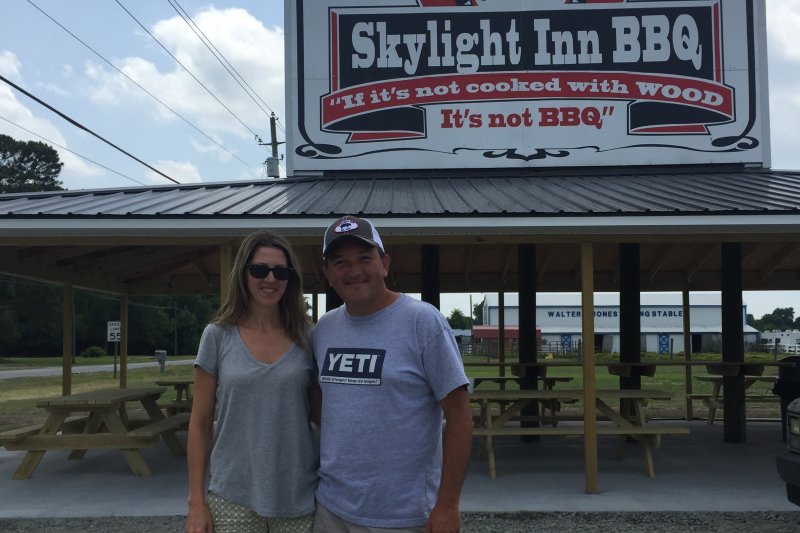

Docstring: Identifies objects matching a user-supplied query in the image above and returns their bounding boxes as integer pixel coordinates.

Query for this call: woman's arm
[185,366,217,533]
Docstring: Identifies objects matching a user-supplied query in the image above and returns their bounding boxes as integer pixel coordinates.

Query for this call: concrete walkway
[0,359,194,379]
[0,420,797,518]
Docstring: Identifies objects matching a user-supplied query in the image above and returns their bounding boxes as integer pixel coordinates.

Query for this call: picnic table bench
[1,387,188,479]
[689,375,778,424]
[471,375,575,423]
[469,388,689,479]
[155,377,194,415]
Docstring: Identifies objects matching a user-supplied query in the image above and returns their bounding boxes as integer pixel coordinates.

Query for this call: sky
[1,1,800,319]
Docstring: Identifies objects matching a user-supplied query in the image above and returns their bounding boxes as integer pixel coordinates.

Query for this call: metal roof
[3,167,800,296]
[2,167,800,218]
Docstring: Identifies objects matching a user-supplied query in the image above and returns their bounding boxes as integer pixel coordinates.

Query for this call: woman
[186,231,318,533]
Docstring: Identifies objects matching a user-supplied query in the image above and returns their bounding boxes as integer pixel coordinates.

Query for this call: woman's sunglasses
[246,264,294,280]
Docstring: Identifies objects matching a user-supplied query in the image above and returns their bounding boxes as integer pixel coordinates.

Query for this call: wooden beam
[86,248,197,277]
[0,260,126,294]
[55,246,136,268]
[760,244,800,281]
[463,247,474,282]
[537,245,554,283]
[16,246,58,260]
[192,261,212,288]
[741,242,763,264]
[686,244,718,282]
[501,246,515,283]
[648,243,679,283]
[120,248,218,284]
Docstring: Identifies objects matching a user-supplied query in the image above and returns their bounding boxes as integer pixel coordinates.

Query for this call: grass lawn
[0,362,195,431]
[462,352,782,420]
[0,352,782,431]
[0,355,195,368]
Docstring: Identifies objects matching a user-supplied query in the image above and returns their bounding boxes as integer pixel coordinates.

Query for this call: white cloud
[84,60,133,106]
[765,1,800,170]
[146,160,202,184]
[86,7,285,143]
[766,0,800,62]
[0,50,21,79]
[0,75,102,183]
[190,135,232,161]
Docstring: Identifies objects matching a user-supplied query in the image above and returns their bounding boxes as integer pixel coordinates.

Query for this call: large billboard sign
[285,0,769,174]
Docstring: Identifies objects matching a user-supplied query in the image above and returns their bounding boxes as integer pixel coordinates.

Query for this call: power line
[0,74,181,185]
[168,0,287,138]
[114,0,264,142]
[167,0,275,121]
[24,0,258,173]
[0,115,147,186]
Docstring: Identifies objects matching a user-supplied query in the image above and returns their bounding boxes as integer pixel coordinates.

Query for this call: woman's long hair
[211,231,310,348]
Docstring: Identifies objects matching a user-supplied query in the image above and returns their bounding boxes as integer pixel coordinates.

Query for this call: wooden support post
[683,289,693,420]
[619,244,641,392]
[420,244,440,309]
[219,243,234,306]
[120,294,129,389]
[581,243,599,493]
[721,243,746,443]
[62,284,73,396]
[518,244,538,437]
[498,291,505,377]
[326,283,343,311]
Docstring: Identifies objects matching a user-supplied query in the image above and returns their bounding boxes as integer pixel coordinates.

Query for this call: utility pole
[259,113,284,178]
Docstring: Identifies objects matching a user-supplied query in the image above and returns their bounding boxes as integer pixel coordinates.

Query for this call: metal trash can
[773,356,800,442]
[154,349,167,374]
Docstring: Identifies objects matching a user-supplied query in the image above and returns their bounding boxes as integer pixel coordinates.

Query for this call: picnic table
[471,375,574,421]
[155,377,194,415]
[0,387,189,479]
[691,374,778,424]
[469,388,689,479]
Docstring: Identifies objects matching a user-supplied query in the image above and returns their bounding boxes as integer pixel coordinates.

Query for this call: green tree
[0,133,64,193]
[752,307,795,332]
[0,276,61,356]
[447,308,473,330]
[473,301,484,325]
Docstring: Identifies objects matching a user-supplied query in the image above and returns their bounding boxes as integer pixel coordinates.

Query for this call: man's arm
[426,385,473,533]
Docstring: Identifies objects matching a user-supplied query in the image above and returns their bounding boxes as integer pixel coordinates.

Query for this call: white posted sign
[107,321,121,342]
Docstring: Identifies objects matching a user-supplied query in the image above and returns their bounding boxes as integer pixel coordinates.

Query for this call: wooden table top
[36,387,166,408]
[469,388,672,401]
[696,375,777,383]
[155,378,194,386]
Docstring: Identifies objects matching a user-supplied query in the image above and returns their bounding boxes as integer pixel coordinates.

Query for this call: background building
[477,293,759,355]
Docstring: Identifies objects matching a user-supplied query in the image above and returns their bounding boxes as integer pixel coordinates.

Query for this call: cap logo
[335,220,358,234]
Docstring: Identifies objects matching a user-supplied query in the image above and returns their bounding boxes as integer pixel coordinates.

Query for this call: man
[313,215,473,533]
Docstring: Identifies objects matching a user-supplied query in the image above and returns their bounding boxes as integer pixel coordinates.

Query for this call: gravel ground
[1,512,799,532]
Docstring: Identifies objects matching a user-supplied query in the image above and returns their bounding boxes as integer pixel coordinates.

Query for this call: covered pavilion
[2,165,800,491]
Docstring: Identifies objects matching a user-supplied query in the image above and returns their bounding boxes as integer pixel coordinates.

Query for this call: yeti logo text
[320,348,385,385]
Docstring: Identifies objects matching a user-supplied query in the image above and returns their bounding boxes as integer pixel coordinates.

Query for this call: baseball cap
[323,215,385,256]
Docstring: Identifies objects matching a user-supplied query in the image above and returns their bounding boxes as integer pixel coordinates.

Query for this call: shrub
[80,346,107,358]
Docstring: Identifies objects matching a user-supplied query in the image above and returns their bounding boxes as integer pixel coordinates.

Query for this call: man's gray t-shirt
[195,323,318,517]
[313,294,468,528]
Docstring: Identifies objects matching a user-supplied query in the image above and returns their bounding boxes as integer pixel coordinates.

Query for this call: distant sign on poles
[107,321,121,342]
